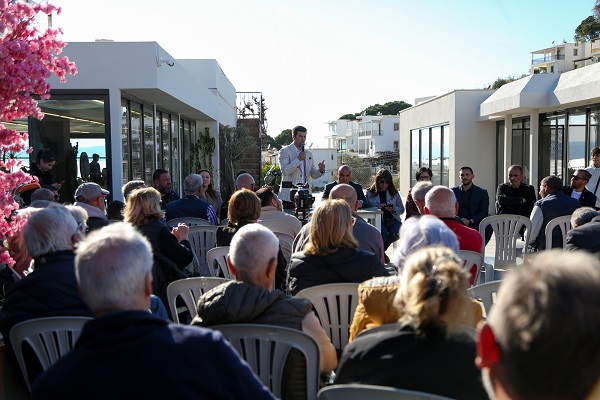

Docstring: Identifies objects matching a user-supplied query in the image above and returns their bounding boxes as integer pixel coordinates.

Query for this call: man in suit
[563,169,597,208]
[165,174,218,225]
[322,165,366,208]
[566,214,600,254]
[451,166,489,232]
[277,126,325,207]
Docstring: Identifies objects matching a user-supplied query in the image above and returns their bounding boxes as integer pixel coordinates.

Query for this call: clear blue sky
[51,0,595,147]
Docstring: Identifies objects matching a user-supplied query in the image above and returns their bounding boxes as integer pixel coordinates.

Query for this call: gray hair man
[193,224,337,376]
[31,222,275,399]
[322,165,367,208]
[235,173,255,190]
[73,182,110,233]
[30,187,56,202]
[477,250,600,399]
[411,181,434,215]
[292,183,386,264]
[164,174,218,225]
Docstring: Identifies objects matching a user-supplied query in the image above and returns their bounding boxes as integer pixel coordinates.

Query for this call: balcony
[358,129,382,137]
[532,54,565,65]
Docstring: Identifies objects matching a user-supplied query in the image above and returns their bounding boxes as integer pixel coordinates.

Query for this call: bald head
[235,173,255,190]
[337,165,352,184]
[424,186,457,218]
[330,183,358,212]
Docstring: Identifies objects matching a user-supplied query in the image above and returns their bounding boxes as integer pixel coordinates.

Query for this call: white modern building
[325,115,400,156]
[399,62,600,216]
[7,41,237,202]
[530,37,600,74]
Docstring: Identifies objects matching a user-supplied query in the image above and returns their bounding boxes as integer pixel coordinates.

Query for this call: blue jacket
[165,194,217,225]
[451,184,489,230]
[31,311,275,400]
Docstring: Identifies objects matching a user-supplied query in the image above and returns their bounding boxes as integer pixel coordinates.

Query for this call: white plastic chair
[187,225,218,276]
[213,324,320,400]
[467,280,502,319]
[545,215,572,250]
[479,214,531,282]
[318,384,454,400]
[296,283,359,351]
[459,250,484,286]
[167,217,212,228]
[206,246,235,279]
[10,316,93,391]
[166,276,230,323]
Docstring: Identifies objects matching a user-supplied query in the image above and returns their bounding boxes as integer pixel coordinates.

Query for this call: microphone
[302,145,305,152]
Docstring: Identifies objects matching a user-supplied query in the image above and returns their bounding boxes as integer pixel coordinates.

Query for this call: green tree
[339,113,358,120]
[491,74,528,89]
[338,100,412,120]
[219,124,259,196]
[273,129,291,149]
[574,15,600,42]
[595,0,600,20]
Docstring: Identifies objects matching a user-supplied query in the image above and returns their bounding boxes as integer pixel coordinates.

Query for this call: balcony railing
[358,130,382,137]
[532,54,565,65]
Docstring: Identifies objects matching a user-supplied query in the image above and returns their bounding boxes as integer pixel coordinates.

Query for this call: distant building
[531,38,600,74]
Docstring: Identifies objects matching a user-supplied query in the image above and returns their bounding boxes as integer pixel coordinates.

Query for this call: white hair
[412,181,434,202]
[425,186,457,216]
[392,215,459,272]
[183,174,203,194]
[229,224,279,279]
[75,222,153,312]
[24,204,79,258]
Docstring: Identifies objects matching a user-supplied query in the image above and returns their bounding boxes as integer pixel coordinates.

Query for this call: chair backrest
[274,232,294,265]
[296,283,359,351]
[213,324,320,400]
[166,276,230,323]
[545,215,572,250]
[459,250,484,286]
[318,384,454,400]
[187,225,218,276]
[205,246,235,279]
[10,316,93,391]
[467,280,503,319]
[167,217,212,228]
[479,214,531,267]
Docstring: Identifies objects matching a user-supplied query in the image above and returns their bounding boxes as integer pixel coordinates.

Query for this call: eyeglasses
[378,180,389,184]
[418,175,431,181]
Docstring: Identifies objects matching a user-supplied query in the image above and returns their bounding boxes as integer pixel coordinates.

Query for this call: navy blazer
[451,184,489,230]
[322,180,367,207]
[562,186,597,208]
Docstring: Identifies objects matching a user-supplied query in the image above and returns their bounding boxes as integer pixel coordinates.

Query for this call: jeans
[382,218,401,250]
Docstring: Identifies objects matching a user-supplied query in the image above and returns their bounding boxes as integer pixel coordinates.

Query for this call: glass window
[130,102,142,180]
[411,129,419,186]
[393,122,399,131]
[143,104,155,182]
[121,100,129,185]
[568,113,586,173]
[420,129,429,172]
[496,121,505,187]
[171,116,180,194]
[591,110,599,152]
[441,126,449,187]
[431,126,441,185]
[161,112,170,171]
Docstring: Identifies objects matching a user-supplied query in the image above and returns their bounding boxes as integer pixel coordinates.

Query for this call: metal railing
[532,54,565,65]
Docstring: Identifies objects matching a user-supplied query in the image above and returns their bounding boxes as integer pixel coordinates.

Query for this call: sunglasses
[378,180,389,184]
[571,175,586,181]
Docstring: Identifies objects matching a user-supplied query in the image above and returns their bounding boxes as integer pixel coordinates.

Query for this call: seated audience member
[322,165,367,208]
[152,168,179,209]
[293,184,386,264]
[570,206,598,228]
[349,216,466,341]
[477,250,600,400]
[452,166,489,232]
[165,174,218,225]
[404,167,432,219]
[220,172,256,220]
[31,223,275,400]
[287,199,389,296]
[30,188,56,203]
[256,186,302,239]
[5,208,39,277]
[409,180,434,217]
[563,169,597,208]
[424,186,482,285]
[392,215,459,272]
[121,179,145,201]
[566,212,600,254]
[106,200,125,221]
[124,187,193,312]
[73,182,111,233]
[66,205,89,235]
[28,200,50,208]
[528,175,580,250]
[495,164,536,216]
[364,169,404,250]
[198,169,223,221]
[193,224,337,398]
[336,247,487,399]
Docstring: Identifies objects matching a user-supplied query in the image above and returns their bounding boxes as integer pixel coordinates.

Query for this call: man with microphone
[278,126,326,209]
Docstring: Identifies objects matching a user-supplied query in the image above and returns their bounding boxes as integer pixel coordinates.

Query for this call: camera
[290,183,314,223]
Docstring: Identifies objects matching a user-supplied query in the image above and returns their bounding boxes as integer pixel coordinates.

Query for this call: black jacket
[495,182,537,217]
[322,180,367,207]
[563,186,597,208]
[566,216,600,254]
[287,247,389,296]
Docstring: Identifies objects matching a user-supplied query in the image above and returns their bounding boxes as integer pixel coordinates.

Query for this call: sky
[50,0,595,147]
